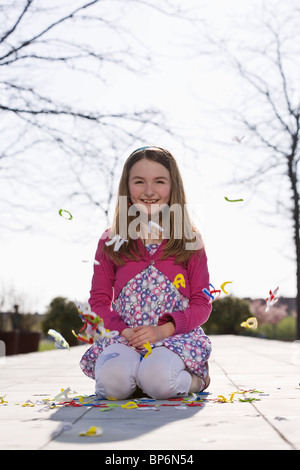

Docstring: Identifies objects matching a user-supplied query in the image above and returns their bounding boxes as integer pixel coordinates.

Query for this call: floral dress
[80,244,212,380]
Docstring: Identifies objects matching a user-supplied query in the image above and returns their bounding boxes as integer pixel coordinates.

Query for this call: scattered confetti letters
[0,395,8,405]
[265,286,279,312]
[173,274,186,289]
[105,234,128,252]
[203,283,221,302]
[1,387,275,415]
[232,135,245,143]
[48,329,70,350]
[79,426,103,437]
[72,301,118,344]
[58,209,73,220]
[240,317,258,329]
[143,341,152,359]
[224,197,244,202]
[54,387,72,402]
[220,281,233,294]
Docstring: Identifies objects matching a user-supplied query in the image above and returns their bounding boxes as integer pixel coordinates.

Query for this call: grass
[243,316,297,341]
[38,340,56,352]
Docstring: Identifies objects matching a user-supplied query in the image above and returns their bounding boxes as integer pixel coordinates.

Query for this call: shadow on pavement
[47,394,207,445]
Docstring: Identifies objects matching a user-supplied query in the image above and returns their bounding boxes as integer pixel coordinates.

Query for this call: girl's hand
[120,328,136,343]
[127,322,175,350]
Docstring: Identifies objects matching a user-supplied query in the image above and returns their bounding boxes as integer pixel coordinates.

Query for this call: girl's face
[128,158,171,214]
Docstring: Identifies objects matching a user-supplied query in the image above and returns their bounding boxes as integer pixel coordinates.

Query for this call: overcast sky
[0,0,297,313]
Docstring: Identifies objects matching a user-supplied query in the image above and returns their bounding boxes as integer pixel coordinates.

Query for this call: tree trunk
[287,149,300,339]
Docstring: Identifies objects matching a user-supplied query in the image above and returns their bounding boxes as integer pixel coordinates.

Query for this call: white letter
[105,234,128,251]
[184,204,204,250]
[128,203,148,240]
[118,195,128,240]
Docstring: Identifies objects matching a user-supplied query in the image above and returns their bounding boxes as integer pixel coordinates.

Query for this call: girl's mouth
[141,199,159,204]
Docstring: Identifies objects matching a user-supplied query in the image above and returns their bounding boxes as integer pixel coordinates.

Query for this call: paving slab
[0,335,299,451]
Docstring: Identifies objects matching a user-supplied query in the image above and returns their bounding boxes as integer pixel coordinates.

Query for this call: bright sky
[0,0,296,313]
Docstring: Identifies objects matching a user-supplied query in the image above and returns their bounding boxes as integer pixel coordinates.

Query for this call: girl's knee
[137,348,191,399]
[95,345,139,399]
[95,363,133,399]
[138,374,177,399]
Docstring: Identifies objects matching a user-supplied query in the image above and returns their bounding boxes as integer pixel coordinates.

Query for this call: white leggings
[94,343,203,400]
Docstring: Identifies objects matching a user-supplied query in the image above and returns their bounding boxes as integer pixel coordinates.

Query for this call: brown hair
[104,146,202,265]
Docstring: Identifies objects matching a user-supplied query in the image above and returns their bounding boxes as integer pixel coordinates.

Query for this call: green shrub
[242,315,296,341]
[274,316,296,341]
[203,295,252,335]
[242,322,275,339]
[41,297,82,346]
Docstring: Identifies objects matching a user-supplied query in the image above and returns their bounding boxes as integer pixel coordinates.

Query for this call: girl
[80,146,212,399]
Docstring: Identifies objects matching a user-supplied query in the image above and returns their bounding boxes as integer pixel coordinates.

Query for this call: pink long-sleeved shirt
[89,231,212,335]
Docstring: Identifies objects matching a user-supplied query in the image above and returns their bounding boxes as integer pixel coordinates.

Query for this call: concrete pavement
[0,335,299,451]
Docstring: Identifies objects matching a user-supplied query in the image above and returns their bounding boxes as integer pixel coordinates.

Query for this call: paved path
[0,335,299,451]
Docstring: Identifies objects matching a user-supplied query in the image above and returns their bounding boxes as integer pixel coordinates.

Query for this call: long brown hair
[104,146,203,265]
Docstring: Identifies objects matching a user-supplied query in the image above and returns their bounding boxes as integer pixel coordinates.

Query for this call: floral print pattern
[80,244,211,380]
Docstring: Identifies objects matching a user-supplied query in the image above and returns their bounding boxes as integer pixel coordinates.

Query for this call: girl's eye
[134,179,165,184]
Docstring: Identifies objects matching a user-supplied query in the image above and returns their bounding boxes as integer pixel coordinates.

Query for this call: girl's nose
[143,183,156,197]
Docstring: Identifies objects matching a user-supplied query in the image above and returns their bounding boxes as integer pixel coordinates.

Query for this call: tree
[41,296,82,346]
[200,0,300,339]
[0,0,186,231]
[203,296,252,335]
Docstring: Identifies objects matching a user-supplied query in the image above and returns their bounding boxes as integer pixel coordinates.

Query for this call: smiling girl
[80,146,212,399]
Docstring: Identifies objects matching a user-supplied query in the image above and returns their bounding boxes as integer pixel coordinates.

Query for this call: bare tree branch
[0,0,193,238]
[201,1,300,337]
[0,0,101,62]
[0,0,32,45]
